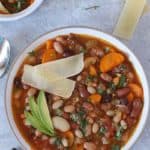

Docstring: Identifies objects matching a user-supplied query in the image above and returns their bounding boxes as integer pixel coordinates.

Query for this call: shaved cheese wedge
[0,2,9,14]
[113,0,146,39]
[35,53,84,80]
[22,65,75,98]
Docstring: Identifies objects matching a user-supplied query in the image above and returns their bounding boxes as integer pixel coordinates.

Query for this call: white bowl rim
[5,26,150,150]
[0,0,43,21]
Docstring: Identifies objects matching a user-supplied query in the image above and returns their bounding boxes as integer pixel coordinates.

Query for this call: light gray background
[0,0,150,149]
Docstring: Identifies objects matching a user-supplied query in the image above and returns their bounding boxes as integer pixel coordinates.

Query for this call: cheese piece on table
[113,0,146,39]
[22,65,75,98]
[35,53,84,80]
[0,2,9,14]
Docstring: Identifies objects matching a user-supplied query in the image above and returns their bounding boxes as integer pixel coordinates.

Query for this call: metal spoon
[0,37,10,78]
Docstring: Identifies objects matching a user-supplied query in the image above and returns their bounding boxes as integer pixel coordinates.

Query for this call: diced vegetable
[100,52,125,72]
[127,92,134,102]
[128,83,143,98]
[42,49,57,63]
[64,131,74,146]
[89,94,102,104]
[89,65,97,76]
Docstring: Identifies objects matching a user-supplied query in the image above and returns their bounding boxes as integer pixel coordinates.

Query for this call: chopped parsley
[112,144,120,150]
[99,126,107,135]
[118,75,127,88]
[115,126,124,140]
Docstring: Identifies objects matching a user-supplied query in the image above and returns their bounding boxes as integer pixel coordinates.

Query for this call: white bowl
[5,27,149,150]
[0,0,43,21]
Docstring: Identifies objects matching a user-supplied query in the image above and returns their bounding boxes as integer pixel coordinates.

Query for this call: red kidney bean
[63,50,74,57]
[116,87,130,98]
[78,85,90,98]
[126,117,136,127]
[102,94,112,103]
[100,73,112,82]
[14,77,22,88]
[130,99,143,118]
[83,102,94,111]
[119,98,128,105]
[100,103,112,112]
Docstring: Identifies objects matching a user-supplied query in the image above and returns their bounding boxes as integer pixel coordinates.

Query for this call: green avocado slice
[37,91,55,135]
[24,111,51,136]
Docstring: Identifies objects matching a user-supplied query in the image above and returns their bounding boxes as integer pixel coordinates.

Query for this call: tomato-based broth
[0,0,33,14]
[12,34,143,150]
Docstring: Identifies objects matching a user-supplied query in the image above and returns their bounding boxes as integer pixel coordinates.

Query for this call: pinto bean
[75,129,83,138]
[53,42,64,54]
[64,105,75,113]
[100,73,112,82]
[84,142,96,150]
[52,100,63,109]
[27,88,37,97]
[116,88,130,98]
[83,102,94,111]
[84,57,97,68]
[63,50,73,57]
[90,47,104,57]
[92,123,99,133]
[78,85,90,98]
[85,124,92,137]
[130,99,143,118]
[119,98,128,105]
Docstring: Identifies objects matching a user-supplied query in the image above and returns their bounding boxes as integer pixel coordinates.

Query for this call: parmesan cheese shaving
[113,0,146,39]
[22,65,75,98]
[22,53,84,98]
[35,53,84,80]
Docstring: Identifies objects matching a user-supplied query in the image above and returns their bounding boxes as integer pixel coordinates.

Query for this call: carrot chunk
[128,83,143,98]
[42,49,57,63]
[127,92,134,102]
[89,65,97,76]
[64,131,74,146]
[100,52,125,72]
[89,94,102,104]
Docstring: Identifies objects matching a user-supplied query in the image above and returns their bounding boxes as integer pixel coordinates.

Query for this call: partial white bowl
[0,0,43,21]
[5,27,149,150]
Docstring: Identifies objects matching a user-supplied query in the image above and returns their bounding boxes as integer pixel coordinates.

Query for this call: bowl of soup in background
[5,27,149,150]
[0,0,43,21]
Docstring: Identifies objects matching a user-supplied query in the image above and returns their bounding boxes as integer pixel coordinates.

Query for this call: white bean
[27,88,37,97]
[61,138,68,147]
[52,100,63,110]
[106,110,115,117]
[120,120,127,129]
[53,42,64,54]
[85,124,92,137]
[75,129,83,138]
[87,86,96,94]
[49,137,56,144]
[102,137,109,144]
[64,105,75,113]
[113,111,122,123]
[52,116,70,132]
[92,123,99,134]
[84,142,96,150]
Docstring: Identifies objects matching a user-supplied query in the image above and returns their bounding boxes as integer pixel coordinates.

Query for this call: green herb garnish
[28,51,36,56]
[112,144,120,150]
[115,126,124,140]
[99,126,107,135]
[25,91,55,136]
[118,75,126,88]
